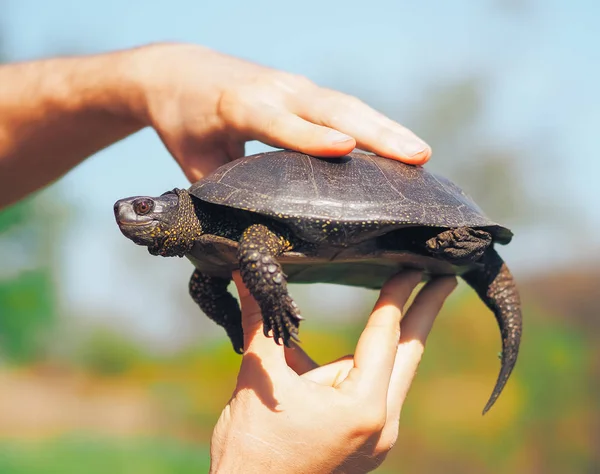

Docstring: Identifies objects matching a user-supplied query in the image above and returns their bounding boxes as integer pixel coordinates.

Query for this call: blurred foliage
[0,197,62,364]
[73,326,148,375]
[0,437,210,474]
[0,2,597,473]
[0,269,56,363]
[414,76,536,225]
[0,289,595,473]
[0,199,31,233]
[394,292,596,473]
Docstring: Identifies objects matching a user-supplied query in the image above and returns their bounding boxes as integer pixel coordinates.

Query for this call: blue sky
[2,0,598,346]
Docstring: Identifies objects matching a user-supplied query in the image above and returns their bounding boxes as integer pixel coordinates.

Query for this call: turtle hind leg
[189,270,244,354]
[424,227,492,265]
[462,247,522,414]
[237,224,301,347]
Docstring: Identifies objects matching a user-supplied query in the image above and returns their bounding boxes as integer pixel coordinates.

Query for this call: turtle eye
[133,199,154,215]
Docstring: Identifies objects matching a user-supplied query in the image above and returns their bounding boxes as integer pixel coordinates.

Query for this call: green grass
[0,436,210,474]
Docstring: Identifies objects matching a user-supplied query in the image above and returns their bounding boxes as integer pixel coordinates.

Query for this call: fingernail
[326,130,354,144]
[396,139,429,158]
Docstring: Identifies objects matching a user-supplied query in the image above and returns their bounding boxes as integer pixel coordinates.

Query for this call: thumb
[232,272,287,365]
[165,137,241,183]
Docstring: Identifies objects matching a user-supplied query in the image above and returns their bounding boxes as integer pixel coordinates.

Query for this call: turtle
[114,150,522,414]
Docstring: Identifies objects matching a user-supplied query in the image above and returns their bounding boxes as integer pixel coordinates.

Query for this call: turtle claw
[261,295,302,347]
[237,223,304,348]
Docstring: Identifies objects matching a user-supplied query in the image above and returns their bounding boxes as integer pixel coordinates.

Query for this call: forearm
[0,49,147,208]
[0,41,432,209]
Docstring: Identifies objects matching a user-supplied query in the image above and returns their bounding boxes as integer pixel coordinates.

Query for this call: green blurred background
[1,0,598,472]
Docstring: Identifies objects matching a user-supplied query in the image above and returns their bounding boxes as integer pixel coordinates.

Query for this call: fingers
[175,147,232,183]
[232,272,287,366]
[284,341,319,375]
[220,76,431,164]
[385,276,457,422]
[235,104,357,157]
[233,271,320,377]
[226,139,246,161]
[294,89,431,164]
[400,276,457,345]
[302,356,354,386]
[340,271,422,400]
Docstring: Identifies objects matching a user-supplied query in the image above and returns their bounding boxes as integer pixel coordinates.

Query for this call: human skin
[0,42,431,209]
[0,42,443,472]
[210,272,457,474]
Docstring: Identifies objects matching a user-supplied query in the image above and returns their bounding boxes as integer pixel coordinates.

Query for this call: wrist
[209,440,337,474]
[112,44,163,125]
[77,48,149,126]
[123,42,224,127]
[209,442,266,474]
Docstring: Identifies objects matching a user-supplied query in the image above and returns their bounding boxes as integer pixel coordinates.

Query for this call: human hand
[209,272,456,474]
[130,43,431,182]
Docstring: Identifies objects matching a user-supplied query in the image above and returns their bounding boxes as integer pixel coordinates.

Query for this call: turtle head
[114,188,203,257]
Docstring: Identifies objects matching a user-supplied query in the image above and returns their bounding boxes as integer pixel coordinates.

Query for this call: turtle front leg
[189,270,244,354]
[237,224,301,347]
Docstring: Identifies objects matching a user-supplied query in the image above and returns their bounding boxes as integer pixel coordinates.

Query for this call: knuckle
[354,408,386,436]
[217,87,246,123]
[289,73,315,89]
[375,431,399,455]
[327,91,364,110]
[218,84,269,132]
[271,70,295,81]
[344,95,366,110]
[319,91,365,123]
[263,113,284,137]
[269,72,316,100]
[273,71,313,88]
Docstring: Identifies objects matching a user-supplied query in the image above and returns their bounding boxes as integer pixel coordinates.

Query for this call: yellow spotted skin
[143,189,303,353]
[149,189,203,257]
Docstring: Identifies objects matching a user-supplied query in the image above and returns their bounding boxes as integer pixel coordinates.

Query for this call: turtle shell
[188,150,513,245]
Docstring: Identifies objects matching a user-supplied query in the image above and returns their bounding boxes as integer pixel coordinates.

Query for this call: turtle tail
[462,246,522,415]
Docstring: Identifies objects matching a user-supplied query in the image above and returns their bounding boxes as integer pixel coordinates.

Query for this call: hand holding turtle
[0,42,430,208]
[138,43,431,183]
[209,272,457,474]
